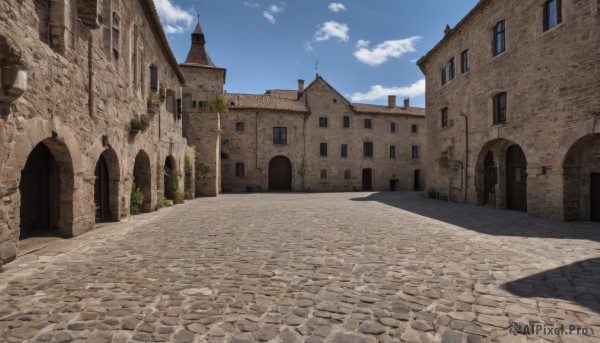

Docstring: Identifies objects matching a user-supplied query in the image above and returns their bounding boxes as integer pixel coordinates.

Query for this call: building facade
[0,0,195,267]
[417,0,600,220]
[221,77,425,193]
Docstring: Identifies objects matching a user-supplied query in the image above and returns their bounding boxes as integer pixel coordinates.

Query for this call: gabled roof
[226,93,308,113]
[139,0,185,83]
[301,75,350,105]
[351,103,425,117]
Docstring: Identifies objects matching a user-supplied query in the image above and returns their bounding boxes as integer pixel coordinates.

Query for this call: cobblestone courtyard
[1,193,599,343]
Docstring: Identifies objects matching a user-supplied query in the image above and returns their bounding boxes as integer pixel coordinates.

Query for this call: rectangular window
[493,92,507,124]
[192,101,197,108]
[364,119,372,129]
[544,0,562,31]
[441,107,449,128]
[320,143,328,157]
[390,146,396,158]
[236,122,245,131]
[390,122,396,133]
[411,124,418,133]
[343,116,350,128]
[441,67,447,85]
[235,162,245,177]
[199,101,207,110]
[150,65,158,91]
[364,142,373,158]
[412,145,420,159]
[461,49,470,73]
[493,21,506,56]
[273,127,287,144]
[448,58,455,80]
[319,117,328,127]
[341,144,348,158]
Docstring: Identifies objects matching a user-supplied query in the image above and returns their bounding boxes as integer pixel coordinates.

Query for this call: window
[344,169,351,179]
[199,101,207,110]
[493,21,506,56]
[441,67,447,86]
[391,122,396,133]
[390,146,396,158]
[461,50,470,73]
[441,107,449,128]
[320,169,327,179]
[412,145,420,159]
[341,144,348,158]
[236,122,245,131]
[235,163,245,177]
[364,142,373,158]
[493,92,507,124]
[411,124,418,133]
[150,65,158,91]
[319,117,328,127]
[192,101,196,108]
[333,99,337,104]
[343,116,350,128]
[544,0,562,31]
[448,58,455,80]
[320,143,328,157]
[364,119,372,129]
[273,127,287,144]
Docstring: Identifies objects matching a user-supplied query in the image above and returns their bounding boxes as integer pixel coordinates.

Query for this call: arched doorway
[164,155,177,200]
[483,151,497,205]
[563,134,600,221]
[268,156,292,191]
[506,145,527,212]
[362,168,373,191]
[19,139,74,238]
[94,149,120,222]
[133,150,152,213]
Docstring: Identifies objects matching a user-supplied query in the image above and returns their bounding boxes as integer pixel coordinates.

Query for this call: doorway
[413,170,421,191]
[268,156,292,191]
[506,145,527,212]
[591,173,600,222]
[362,168,373,191]
[390,179,399,191]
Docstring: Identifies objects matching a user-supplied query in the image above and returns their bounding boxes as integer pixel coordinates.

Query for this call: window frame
[441,107,449,128]
[341,144,348,158]
[320,142,328,157]
[273,127,287,145]
[412,145,420,159]
[235,162,245,178]
[411,124,418,133]
[364,119,372,129]
[493,20,506,56]
[364,141,373,158]
[448,57,455,81]
[543,0,562,31]
[390,122,396,133]
[441,67,447,86]
[343,116,350,128]
[149,64,158,91]
[235,122,245,132]
[493,92,507,124]
[319,117,328,128]
[461,49,470,74]
[390,145,396,159]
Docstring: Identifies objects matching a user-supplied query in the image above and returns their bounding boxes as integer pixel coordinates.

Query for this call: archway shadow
[350,192,600,242]
[503,258,600,314]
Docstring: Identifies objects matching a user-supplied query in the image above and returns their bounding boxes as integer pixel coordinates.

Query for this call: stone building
[417,0,600,220]
[220,76,425,192]
[0,0,195,267]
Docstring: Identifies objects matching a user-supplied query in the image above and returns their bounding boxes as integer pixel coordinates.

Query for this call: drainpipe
[459,112,468,203]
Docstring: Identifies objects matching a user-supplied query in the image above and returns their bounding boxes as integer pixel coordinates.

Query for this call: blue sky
[155,0,479,107]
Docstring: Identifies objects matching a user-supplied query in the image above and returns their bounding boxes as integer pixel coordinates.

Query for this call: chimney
[444,24,452,35]
[404,98,410,108]
[388,95,396,108]
[298,79,305,93]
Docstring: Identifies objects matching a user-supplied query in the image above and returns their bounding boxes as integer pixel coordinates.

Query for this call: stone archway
[94,148,120,222]
[563,134,600,221]
[19,138,74,238]
[133,150,152,213]
[164,155,178,200]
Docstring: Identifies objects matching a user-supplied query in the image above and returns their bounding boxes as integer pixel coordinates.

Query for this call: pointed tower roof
[184,21,215,66]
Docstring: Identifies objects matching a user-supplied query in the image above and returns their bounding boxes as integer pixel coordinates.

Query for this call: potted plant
[130,114,151,134]
[147,92,160,113]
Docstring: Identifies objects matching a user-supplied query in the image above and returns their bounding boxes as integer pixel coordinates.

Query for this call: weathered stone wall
[0,0,192,266]
[420,0,600,220]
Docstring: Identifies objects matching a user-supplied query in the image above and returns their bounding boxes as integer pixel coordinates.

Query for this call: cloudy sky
[155,0,479,107]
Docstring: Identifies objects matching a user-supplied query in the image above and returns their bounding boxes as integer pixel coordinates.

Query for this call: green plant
[163,166,178,201]
[184,155,193,199]
[184,189,193,200]
[130,114,150,131]
[195,160,211,178]
[147,92,160,108]
[208,94,228,114]
[130,179,144,215]
[155,195,171,210]
[173,190,184,205]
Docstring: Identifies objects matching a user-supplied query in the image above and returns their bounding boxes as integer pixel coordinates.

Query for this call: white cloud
[154,0,194,34]
[268,4,284,13]
[263,11,276,23]
[328,3,346,12]
[244,1,260,7]
[350,79,426,102]
[353,36,421,66]
[304,41,314,52]
[262,4,284,24]
[355,39,370,49]
[315,21,350,42]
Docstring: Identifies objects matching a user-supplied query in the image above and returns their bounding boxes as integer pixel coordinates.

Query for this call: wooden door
[506,145,527,212]
[483,152,497,204]
[591,173,600,222]
[362,168,373,191]
[269,156,292,191]
[94,155,110,222]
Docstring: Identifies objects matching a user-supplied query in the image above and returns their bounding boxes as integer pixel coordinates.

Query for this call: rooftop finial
[314,58,320,76]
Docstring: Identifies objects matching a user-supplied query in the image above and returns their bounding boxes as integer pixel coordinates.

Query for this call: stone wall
[0,0,193,266]
[418,0,600,220]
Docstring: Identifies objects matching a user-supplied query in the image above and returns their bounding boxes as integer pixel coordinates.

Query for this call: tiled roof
[265,90,298,100]
[351,103,425,117]
[226,93,308,113]
[184,23,215,66]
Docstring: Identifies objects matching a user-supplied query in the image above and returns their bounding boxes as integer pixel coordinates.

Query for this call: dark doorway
[390,179,399,191]
[19,143,59,238]
[506,145,527,212]
[483,152,497,205]
[164,156,177,200]
[591,173,600,222]
[133,150,152,213]
[268,156,292,191]
[94,155,110,222]
[362,168,373,191]
[413,170,421,191]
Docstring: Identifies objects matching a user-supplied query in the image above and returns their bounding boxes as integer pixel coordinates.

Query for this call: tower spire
[184,14,214,66]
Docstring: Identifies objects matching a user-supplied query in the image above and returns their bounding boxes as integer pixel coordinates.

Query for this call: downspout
[459,112,468,203]
[255,111,259,169]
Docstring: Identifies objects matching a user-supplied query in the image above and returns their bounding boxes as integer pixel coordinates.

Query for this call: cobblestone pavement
[1,192,599,343]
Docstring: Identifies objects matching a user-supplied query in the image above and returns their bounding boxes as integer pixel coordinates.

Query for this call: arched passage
[269,156,292,191]
[19,139,74,238]
[164,155,178,200]
[133,150,152,213]
[563,134,600,221]
[94,148,120,222]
